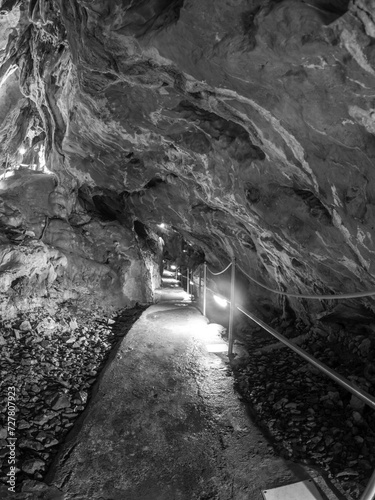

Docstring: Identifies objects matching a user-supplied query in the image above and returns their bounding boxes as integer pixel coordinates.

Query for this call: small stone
[43,416,61,430]
[45,438,59,447]
[336,469,359,478]
[22,458,46,474]
[56,378,71,389]
[18,419,32,430]
[0,428,7,439]
[0,334,6,346]
[352,411,363,423]
[75,390,88,404]
[69,318,78,330]
[350,395,366,412]
[51,394,71,411]
[18,438,44,451]
[327,391,340,401]
[35,431,49,442]
[73,405,85,412]
[33,411,58,426]
[359,338,372,357]
[285,402,298,409]
[37,317,57,332]
[45,393,58,406]
[19,320,32,331]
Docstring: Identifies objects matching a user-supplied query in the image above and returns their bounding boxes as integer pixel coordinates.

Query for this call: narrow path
[46,277,335,499]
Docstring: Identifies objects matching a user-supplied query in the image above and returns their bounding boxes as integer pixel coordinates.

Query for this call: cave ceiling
[1,0,375,320]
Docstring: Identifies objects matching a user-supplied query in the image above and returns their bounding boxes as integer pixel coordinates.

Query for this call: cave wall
[1,0,375,325]
[0,168,161,319]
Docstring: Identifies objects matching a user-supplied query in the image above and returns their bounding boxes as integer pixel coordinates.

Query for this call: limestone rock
[19,320,32,332]
[0,0,374,327]
[21,459,46,475]
[50,394,71,411]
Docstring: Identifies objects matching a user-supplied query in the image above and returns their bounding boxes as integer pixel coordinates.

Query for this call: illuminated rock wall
[1,0,375,326]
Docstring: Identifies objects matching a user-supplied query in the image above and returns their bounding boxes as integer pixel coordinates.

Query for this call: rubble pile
[0,304,145,490]
[233,320,375,500]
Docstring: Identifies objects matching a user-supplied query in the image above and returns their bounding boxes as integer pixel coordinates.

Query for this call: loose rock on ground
[0,303,146,491]
[232,318,375,500]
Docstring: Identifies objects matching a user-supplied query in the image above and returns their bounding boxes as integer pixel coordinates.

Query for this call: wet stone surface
[0,303,146,492]
[232,319,375,500]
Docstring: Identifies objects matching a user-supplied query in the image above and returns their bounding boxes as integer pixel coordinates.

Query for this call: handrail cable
[206,261,232,276]
[233,261,375,300]
[205,286,375,411]
[237,304,375,411]
[201,266,375,500]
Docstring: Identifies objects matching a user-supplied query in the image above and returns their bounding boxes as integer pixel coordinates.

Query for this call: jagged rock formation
[1,0,375,330]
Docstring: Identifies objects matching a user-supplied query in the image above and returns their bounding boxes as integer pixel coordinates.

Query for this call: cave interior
[2,0,375,496]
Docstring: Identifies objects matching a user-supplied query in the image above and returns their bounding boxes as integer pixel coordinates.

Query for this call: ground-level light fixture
[213,295,228,308]
[19,146,26,155]
[158,223,166,228]
[170,265,177,270]
[205,344,228,353]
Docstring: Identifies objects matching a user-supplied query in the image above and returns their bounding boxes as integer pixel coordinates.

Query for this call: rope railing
[237,262,375,299]
[191,259,375,500]
[206,261,233,276]
[205,260,375,299]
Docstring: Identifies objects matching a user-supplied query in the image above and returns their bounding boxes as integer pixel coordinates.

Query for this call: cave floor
[43,279,339,500]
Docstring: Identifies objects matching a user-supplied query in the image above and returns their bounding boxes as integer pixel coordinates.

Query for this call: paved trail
[45,278,337,499]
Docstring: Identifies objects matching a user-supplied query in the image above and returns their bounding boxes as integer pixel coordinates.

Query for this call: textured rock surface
[0,303,146,496]
[0,167,162,318]
[1,3,375,320]
[45,300,311,500]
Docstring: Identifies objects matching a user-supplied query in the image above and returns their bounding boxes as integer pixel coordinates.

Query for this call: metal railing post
[228,257,236,356]
[360,469,375,500]
[203,258,375,497]
[199,267,202,299]
[186,268,190,295]
[203,262,207,316]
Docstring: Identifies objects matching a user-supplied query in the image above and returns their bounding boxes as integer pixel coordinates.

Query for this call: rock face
[1,0,375,326]
[0,167,162,317]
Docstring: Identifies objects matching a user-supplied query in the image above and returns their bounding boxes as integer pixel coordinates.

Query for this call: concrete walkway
[45,276,336,500]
